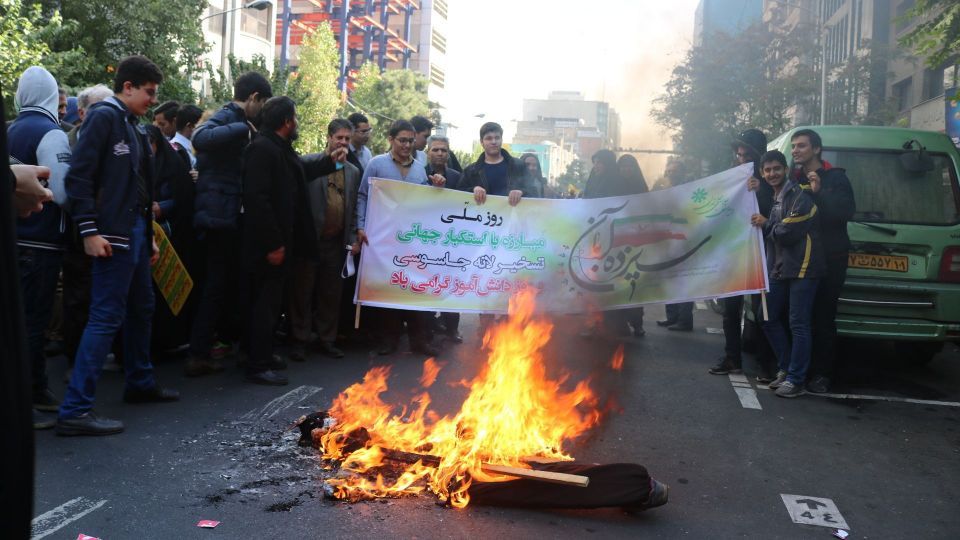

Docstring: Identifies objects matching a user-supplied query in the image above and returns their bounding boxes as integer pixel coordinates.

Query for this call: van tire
[894,342,944,367]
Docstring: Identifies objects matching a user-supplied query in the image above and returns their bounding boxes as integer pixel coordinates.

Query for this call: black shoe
[444,332,463,344]
[807,375,830,394]
[289,343,308,362]
[123,386,180,404]
[246,370,288,386]
[268,354,288,370]
[56,412,124,436]
[756,373,775,385]
[411,342,440,357]
[656,319,677,327]
[33,387,61,412]
[708,358,742,375]
[624,479,670,513]
[318,342,345,358]
[632,326,646,338]
[34,410,56,430]
[667,324,693,332]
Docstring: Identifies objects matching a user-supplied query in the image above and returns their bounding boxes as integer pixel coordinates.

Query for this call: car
[758,126,960,365]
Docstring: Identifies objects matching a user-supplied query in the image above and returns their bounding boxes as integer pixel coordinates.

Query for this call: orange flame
[611,344,624,371]
[319,289,605,507]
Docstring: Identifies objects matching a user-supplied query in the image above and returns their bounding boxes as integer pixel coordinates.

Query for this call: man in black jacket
[790,129,855,394]
[458,122,532,205]
[241,97,317,386]
[186,72,271,377]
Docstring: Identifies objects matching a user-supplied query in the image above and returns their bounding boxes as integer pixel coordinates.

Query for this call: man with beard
[186,72,272,377]
[241,97,316,385]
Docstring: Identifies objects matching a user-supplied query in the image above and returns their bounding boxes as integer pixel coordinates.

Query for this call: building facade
[199,0,278,95]
[694,0,763,46]
[514,91,621,160]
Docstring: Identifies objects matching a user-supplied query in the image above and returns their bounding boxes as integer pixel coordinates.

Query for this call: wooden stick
[760,290,769,321]
[379,448,589,488]
[354,302,361,329]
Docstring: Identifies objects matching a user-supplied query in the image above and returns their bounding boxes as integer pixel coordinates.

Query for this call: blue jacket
[9,66,72,250]
[762,181,825,280]
[65,97,155,250]
[192,102,252,231]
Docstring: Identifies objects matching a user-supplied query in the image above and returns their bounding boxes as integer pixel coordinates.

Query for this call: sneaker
[775,380,805,398]
[656,319,676,327]
[807,375,830,394]
[210,341,232,360]
[708,358,742,375]
[768,370,788,389]
[33,410,56,430]
[756,373,775,385]
[33,387,61,412]
[246,369,288,386]
[102,352,121,372]
[624,478,669,513]
[56,412,125,436]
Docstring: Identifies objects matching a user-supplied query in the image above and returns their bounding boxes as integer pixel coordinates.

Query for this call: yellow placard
[151,222,194,315]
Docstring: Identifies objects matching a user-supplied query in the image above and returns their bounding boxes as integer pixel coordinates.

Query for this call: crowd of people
[7,54,853,438]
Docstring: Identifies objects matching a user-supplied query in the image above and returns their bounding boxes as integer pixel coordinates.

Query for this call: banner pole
[354,302,362,329]
[760,290,769,321]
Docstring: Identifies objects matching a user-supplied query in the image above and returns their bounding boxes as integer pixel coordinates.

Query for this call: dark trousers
[288,239,345,344]
[440,312,460,335]
[245,270,284,374]
[762,278,819,386]
[722,294,776,370]
[60,217,157,418]
[381,308,430,348]
[664,302,693,326]
[18,247,63,395]
[809,253,847,380]
[61,243,92,363]
[189,229,241,358]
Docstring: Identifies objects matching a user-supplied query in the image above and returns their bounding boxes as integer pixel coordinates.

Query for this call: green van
[766,126,960,364]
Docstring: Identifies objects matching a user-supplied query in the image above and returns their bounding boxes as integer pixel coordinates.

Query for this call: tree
[348,62,431,154]
[43,0,209,104]
[556,159,587,195]
[899,0,960,69]
[294,22,341,154]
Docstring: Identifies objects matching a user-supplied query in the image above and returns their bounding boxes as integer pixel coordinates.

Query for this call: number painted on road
[780,494,849,530]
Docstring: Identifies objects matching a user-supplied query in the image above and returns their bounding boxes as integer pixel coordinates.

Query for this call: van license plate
[848,253,908,272]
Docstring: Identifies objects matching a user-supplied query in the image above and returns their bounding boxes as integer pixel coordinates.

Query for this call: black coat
[241,132,317,271]
[793,165,855,257]
[193,102,251,231]
[457,149,533,196]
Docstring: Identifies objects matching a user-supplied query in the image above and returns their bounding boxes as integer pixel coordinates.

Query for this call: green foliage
[899,0,960,69]
[294,23,341,155]
[652,23,895,174]
[204,53,308,116]
[557,159,587,194]
[452,149,475,170]
[348,62,431,154]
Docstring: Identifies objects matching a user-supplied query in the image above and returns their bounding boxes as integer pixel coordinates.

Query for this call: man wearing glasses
[355,119,439,357]
[347,112,373,172]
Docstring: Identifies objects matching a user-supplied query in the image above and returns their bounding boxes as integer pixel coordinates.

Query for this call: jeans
[809,253,847,379]
[60,216,156,418]
[61,242,92,363]
[18,247,64,395]
[761,278,820,386]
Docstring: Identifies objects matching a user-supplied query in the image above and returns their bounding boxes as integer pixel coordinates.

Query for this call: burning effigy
[297,289,668,512]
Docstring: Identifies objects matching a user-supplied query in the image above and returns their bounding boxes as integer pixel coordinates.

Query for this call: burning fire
[317,289,613,507]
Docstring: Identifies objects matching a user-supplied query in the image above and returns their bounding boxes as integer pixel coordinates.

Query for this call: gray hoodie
[12,66,70,206]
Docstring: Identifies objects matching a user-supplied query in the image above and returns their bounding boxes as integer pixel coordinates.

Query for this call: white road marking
[240,385,323,421]
[808,392,960,408]
[31,497,107,540]
[728,374,762,409]
[780,494,849,529]
[705,327,724,334]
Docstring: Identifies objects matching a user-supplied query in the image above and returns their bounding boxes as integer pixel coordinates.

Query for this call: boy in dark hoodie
[58,56,179,437]
[7,66,72,422]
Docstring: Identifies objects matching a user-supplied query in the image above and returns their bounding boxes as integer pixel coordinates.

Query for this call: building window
[241,4,272,40]
[430,63,445,88]
[896,0,916,34]
[945,65,959,90]
[893,77,913,111]
[434,0,448,20]
[923,68,945,100]
[431,29,447,54]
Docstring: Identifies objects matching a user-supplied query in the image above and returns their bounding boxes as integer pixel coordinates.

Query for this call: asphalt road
[31,305,960,539]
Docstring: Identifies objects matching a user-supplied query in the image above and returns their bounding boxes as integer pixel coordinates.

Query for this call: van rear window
[822,149,960,225]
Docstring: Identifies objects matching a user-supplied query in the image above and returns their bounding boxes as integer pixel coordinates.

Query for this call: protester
[751,150,824,398]
[410,114,433,166]
[63,95,79,125]
[8,66,73,426]
[711,129,777,380]
[288,118,360,362]
[346,112,372,172]
[59,55,179,436]
[171,104,202,168]
[520,152,549,198]
[617,154,649,194]
[790,129,855,394]
[57,87,74,132]
[654,157,694,331]
[425,135,464,342]
[241,96,316,386]
[153,100,179,139]
[356,119,439,357]
[458,121,532,206]
[187,72,272,376]
[67,84,113,148]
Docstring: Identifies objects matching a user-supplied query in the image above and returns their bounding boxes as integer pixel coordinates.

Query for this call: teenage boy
[58,55,179,436]
[410,115,433,166]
